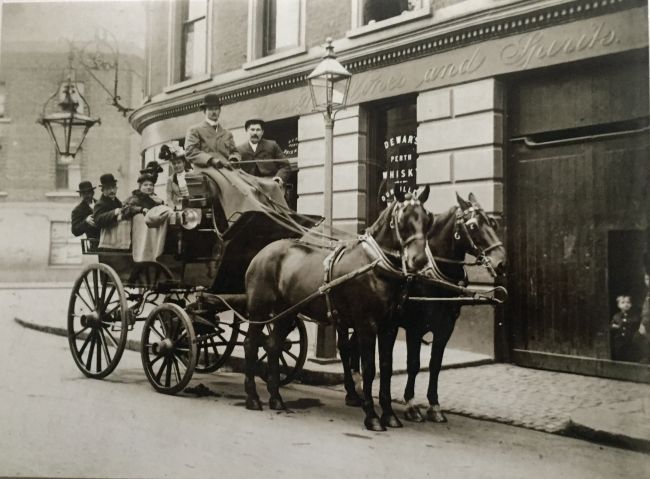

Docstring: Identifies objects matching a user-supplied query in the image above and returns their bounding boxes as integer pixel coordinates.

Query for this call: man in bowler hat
[184,93,241,170]
[93,173,123,229]
[237,119,291,186]
[71,181,100,239]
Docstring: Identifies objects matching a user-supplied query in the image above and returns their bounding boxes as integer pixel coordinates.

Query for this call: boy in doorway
[610,295,640,362]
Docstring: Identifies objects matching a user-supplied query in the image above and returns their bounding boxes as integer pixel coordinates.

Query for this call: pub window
[181,0,208,81]
[247,0,305,65]
[55,146,82,191]
[353,0,427,28]
[50,221,82,266]
[366,95,418,224]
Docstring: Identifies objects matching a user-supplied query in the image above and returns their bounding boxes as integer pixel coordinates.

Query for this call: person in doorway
[236,118,291,187]
[184,93,241,170]
[71,181,100,239]
[610,295,640,362]
[636,273,650,363]
[93,173,123,229]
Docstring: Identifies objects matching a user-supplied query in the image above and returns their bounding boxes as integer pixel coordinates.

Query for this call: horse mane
[429,205,458,238]
[365,200,396,237]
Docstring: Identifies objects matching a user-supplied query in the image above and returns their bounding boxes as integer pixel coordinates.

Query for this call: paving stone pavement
[332,363,650,435]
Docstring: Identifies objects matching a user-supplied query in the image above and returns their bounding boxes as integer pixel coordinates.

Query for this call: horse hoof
[364,417,387,432]
[246,397,263,411]
[345,393,363,407]
[404,406,425,423]
[269,397,286,411]
[426,406,447,423]
[381,413,403,428]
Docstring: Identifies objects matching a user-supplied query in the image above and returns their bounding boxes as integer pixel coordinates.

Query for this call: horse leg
[265,318,294,410]
[426,308,458,423]
[403,321,425,423]
[358,330,385,432]
[337,326,363,407]
[348,329,362,391]
[244,322,264,411]
[378,324,402,428]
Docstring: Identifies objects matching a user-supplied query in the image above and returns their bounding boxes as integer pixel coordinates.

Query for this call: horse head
[369,186,433,273]
[453,192,506,277]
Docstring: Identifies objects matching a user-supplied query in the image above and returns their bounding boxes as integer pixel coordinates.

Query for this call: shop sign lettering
[380,133,418,204]
[500,22,618,69]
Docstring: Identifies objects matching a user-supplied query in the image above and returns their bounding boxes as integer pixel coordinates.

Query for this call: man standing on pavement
[93,173,123,229]
[237,119,291,187]
[184,93,241,170]
[71,181,100,240]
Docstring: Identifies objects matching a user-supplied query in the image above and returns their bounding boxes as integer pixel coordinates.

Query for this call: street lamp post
[307,38,352,360]
[37,50,100,164]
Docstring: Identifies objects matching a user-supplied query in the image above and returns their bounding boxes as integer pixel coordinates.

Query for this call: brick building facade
[130,0,648,378]
[0,1,145,282]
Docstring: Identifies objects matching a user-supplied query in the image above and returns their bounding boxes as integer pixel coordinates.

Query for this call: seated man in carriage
[93,173,123,228]
[71,180,100,240]
[236,119,290,187]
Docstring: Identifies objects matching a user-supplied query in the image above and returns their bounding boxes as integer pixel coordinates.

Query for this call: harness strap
[322,244,347,324]
[359,234,405,277]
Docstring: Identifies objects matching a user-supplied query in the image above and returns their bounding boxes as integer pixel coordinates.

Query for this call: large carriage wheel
[256,318,308,386]
[141,303,197,394]
[67,263,129,379]
[194,314,240,373]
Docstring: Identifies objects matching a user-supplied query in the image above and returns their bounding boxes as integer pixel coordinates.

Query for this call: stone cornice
[129,0,645,134]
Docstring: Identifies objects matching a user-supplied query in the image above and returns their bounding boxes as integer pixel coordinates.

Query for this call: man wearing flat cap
[237,119,291,187]
[93,173,123,229]
[184,93,241,170]
[71,181,100,239]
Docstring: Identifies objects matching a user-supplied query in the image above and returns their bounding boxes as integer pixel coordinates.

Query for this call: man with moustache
[92,173,123,228]
[184,93,241,170]
[71,181,100,240]
[236,119,290,187]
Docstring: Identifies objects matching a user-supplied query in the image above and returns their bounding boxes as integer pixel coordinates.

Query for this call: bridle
[453,205,503,277]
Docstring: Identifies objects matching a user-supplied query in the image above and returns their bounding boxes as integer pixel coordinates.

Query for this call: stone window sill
[45,191,78,199]
[346,6,431,39]
[163,73,212,94]
[243,46,308,70]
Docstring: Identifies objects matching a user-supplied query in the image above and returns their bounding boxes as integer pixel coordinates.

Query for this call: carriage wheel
[194,315,240,373]
[141,303,197,394]
[256,318,308,386]
[67,263,129,379]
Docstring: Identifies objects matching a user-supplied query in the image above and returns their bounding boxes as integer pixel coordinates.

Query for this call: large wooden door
[508,135,649,358]
[506,54,649,361]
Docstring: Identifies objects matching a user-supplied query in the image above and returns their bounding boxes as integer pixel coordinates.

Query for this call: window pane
[50,221,82,265]
[264,0,300,55]
[187,0,206,21]
[183,18,207,80]
[362,0,420,25]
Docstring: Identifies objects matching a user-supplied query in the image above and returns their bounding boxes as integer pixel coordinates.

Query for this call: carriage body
[68,171,318,392]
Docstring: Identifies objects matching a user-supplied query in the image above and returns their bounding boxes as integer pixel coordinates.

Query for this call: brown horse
[401,192,506,422]
[243,187,432,431]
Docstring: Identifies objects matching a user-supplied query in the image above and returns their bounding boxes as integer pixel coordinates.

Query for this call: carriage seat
[181,172,215,209]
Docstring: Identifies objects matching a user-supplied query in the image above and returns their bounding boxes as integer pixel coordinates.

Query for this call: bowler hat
[244,118,265,130]
[76,181,96,193]
[99,173,118,187]
[200,93,222,109]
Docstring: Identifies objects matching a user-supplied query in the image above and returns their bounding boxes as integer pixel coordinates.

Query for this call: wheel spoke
[215,332,229,345]
[165,356,172,387]
[77,330,94,356]
[154,356,168,383]
[149,352,164,368]
[150,324,165,341]
[171,356,182,383]
[157,314,168,338]
[96,330,103,372]
[85,331,97,371]
[280,353,289,369]
[102,325,119,348]
[98,329,113,365]
[257,351,268,364]
[82,276,96,306]
[99,272,108,310]
[174,352,190,369]
[92,269,100,309]
[209,337,221,357]
[284,350,299,362]
[74,326,90,339]
[75,291,94,312]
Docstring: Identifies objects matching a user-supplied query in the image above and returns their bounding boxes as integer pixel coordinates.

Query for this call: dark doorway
[264,117,299,210]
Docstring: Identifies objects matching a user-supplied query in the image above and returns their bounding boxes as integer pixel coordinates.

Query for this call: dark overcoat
[185,121,242,168]
[93,195,123,229]
[236,138,291,183]
[71,200,100,239]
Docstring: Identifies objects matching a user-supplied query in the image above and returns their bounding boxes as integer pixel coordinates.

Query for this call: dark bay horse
[243,188,432,431]
[401,192,506,423]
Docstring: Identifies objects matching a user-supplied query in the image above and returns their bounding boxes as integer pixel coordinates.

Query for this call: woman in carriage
[122,173,164,218]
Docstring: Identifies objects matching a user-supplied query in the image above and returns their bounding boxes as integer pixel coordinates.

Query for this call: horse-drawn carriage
[68,169,317,393]
[67,166,507,430]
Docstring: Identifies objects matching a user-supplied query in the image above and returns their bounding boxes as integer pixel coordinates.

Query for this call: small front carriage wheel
[256,318,308,386]
[67,263,129,379]
[141,303,197,394]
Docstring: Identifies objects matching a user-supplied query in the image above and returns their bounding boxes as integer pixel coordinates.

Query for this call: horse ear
[468,192,483,209]
[393,188,406,202]
[456,192,471,209]
[417,185,430,204]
